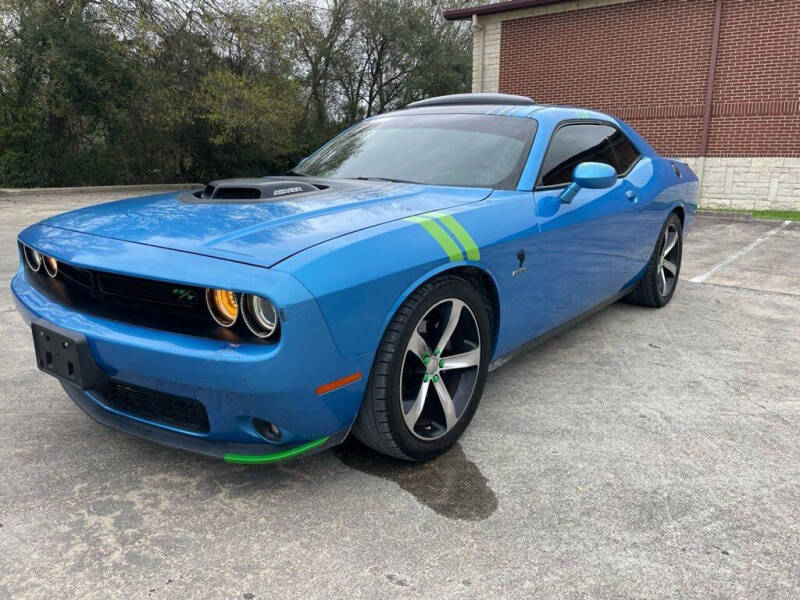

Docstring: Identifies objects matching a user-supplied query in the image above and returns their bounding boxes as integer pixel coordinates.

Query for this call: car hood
[42,178,491,268]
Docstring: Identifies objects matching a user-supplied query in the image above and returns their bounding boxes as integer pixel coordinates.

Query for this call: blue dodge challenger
[12,93,698,463]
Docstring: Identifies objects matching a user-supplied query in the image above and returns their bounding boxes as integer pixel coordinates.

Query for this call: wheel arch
[378,263,501,358]
[672,204,685,227]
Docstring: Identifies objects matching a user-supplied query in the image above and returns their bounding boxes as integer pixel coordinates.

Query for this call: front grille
[100,380,210,434]
[58,261,94,288]
[95,271,201,309]
[20,244,271,344]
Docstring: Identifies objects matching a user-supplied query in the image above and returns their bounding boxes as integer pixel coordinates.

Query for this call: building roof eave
[444,0,571,21]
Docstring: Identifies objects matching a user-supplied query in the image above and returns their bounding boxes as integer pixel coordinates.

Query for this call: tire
[352,275,492,461]
[626,212,683,308]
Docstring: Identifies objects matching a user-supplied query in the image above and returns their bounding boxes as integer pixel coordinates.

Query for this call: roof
[389,102,614,126]
[406,93,536,108]
[444,0,573,21]
[397,103,543,118]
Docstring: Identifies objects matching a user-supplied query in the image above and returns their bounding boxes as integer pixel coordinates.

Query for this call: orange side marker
[315,371,362,396]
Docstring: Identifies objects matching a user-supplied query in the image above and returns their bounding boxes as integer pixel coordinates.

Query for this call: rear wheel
[353,276,491,461]
[627,212,683,307]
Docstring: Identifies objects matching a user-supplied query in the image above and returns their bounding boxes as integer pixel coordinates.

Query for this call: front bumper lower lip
[61,382,349,464]
[223,436,331,464]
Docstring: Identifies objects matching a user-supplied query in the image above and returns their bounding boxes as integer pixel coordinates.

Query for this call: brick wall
[469,0,637,96]
[497,0,800,159]
[500,0,715,157]
[709,0,800,156]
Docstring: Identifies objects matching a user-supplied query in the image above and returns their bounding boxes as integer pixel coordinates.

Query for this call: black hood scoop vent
[182,178,325,204]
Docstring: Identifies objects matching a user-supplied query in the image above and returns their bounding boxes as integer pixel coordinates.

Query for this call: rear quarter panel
[647,157,699,241]
[612,116,699,236]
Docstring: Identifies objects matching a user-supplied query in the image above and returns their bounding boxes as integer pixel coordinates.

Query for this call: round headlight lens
[23,245,42,272]
[206,288,239,327]
[43,255,58,278]
[241,294,279,338]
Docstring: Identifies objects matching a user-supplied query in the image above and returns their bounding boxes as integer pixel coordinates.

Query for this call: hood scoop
[182,178,324,204]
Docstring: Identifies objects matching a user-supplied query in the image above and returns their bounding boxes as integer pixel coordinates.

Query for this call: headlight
[23,245,42,272]
[43,255,58,278]
[241,294,279,338]
[206,288,239,327]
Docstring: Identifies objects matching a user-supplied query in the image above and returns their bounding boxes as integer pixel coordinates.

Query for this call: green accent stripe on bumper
[427,212,481,260]
[405,216,464,262]
[224,436,330,464]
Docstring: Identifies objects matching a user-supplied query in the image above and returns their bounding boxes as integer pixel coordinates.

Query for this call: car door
[526,121,645,336]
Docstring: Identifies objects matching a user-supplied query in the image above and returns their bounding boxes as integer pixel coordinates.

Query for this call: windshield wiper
[284,170,307,176]
[353,176,422,185]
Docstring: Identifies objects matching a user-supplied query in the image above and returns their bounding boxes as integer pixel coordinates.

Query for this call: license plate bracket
[31,321,107,390]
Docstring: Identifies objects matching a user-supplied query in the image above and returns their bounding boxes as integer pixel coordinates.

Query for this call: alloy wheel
[399,298,481,441]
[657,223,680,297]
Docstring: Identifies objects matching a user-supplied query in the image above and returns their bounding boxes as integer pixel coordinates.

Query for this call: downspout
[472,14,485,93]
[698,0,724,201]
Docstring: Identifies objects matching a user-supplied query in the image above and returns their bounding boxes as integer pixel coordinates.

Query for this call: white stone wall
[471,16,500,93]
[679,157,800,211]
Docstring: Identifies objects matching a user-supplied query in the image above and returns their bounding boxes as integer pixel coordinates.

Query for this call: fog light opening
[253,418,282,442]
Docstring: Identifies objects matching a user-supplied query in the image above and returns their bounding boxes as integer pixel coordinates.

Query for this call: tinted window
[607,128,641,173]
[539,123,618,187]
[295,114,538,190]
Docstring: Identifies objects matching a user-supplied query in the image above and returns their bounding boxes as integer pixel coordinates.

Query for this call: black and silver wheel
[353,275,491,461]
[401,298,481,441]
[657,221,680,298]
[626,212,683,307]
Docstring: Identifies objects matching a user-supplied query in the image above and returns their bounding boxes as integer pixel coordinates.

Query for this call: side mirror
[559,162,617,204]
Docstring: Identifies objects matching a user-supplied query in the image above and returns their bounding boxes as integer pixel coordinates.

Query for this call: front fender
[276,217,498,360]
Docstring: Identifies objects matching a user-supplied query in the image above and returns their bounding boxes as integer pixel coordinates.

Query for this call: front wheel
[626,212,683,307]
[353,276,491,461]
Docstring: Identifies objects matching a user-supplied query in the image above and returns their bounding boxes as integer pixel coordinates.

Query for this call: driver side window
[539,123,619,188]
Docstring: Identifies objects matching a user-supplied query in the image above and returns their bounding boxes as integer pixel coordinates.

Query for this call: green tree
[0,0,138,185]
[333,0,471,120]
[0,0,472,188]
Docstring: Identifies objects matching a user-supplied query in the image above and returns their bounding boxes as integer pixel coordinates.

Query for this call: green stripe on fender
[427,212,481,261]
[224,436,330,464]
[405,215,464,262]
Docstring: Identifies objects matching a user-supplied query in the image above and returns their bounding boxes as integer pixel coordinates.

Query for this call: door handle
[626,190,638,202]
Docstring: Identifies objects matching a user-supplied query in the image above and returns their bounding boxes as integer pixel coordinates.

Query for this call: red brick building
[445,0,800,210]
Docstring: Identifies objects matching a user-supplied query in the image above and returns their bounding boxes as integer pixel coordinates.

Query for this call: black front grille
[95,271,201,309]
[49,259,203,311]
[100,380,210,433]
[58,261,94,288]
[21,244,271,344]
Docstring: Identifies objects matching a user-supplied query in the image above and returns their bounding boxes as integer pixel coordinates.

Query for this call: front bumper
[61,381,348,462]
[11,232,373,463]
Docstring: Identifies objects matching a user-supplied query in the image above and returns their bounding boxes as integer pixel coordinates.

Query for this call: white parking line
[690,220,792,283]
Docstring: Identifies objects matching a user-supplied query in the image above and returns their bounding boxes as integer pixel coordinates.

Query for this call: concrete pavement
[1,192,798,599]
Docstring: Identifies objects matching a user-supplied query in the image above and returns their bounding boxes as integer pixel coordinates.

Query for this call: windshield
[294,114,537,189]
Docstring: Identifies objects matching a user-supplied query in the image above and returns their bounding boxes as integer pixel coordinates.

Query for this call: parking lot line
[690,220,792,283]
